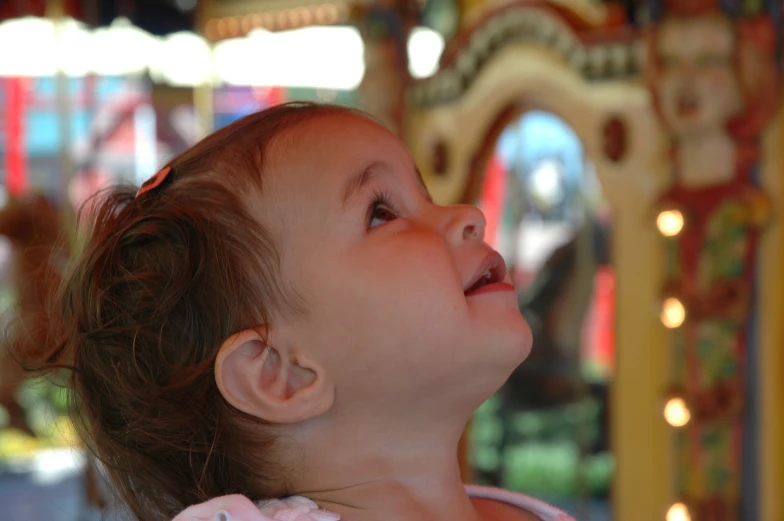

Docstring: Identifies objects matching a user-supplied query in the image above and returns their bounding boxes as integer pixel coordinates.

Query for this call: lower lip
[465,282,517,297]
[677,101,699,117]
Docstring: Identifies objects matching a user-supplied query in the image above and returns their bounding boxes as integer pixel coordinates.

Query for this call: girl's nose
[441,204,487,245]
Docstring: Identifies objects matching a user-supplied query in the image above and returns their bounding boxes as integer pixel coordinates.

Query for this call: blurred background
[0,1,783,520]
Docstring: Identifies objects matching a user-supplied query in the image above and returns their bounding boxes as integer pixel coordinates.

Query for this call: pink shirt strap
[172,486,576,521]
[466,485,577,521]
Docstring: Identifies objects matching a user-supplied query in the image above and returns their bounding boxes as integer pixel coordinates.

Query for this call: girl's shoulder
[171,494,339,521]
[171,487,576,521]
[465,485,577,521]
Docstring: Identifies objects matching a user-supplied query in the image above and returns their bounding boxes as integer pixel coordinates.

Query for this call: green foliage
[0,375,73,445]
[469,396,614,499]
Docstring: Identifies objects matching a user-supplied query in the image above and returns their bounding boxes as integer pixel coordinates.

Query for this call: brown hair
[25,102,356,520]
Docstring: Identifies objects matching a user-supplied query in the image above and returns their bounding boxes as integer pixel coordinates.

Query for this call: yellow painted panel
[758,101,784,521]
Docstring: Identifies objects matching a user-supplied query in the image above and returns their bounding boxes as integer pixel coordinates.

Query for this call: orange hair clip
[136,166,173,198]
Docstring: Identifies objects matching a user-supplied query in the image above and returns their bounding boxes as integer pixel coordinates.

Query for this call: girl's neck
[305,472,480,521]
[282,419,484,521]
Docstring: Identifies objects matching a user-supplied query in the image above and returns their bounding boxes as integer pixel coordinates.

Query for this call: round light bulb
[666,502,691,521]
[657,210,685,237]
[661,298,686,329]
[664,397,691,427]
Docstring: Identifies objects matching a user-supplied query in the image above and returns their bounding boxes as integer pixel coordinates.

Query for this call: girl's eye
[369,203,398,229]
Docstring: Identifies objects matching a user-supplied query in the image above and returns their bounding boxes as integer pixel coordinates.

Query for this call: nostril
[463,224,477,240]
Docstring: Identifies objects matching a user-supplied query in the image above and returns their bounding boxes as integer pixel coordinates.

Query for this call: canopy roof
[0,0,194,35]
[0,0,364,36]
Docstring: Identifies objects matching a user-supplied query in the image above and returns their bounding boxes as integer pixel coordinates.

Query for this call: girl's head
[38,102,531,519]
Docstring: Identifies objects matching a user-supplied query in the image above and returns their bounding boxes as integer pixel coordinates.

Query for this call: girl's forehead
[268,114,410,184]
[247,114,406,220]
[297,112,396,148]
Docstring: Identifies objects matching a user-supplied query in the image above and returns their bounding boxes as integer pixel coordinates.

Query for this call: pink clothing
[172,486,576,521]
[465,485,575,521]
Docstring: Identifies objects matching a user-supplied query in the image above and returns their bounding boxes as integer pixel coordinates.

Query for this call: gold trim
[758,99,784,521]
[200,1,352,41]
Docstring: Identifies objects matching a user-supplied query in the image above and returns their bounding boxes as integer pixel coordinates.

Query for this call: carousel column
[3,77,28,196]
[645,1,781,519]
[194,0,215,138]
[48,0,77,230]
[352,0,418,136]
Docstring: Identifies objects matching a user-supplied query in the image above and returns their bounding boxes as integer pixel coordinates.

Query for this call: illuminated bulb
[666,502,691,521]
[205,19,219,40]
[408,27,445,79]
[216,19,227,38]
[90,19,158,76]
[152,32,212,87]
[298,7,313,26]
[213,26,364,89]
[657,209,684,237]
[661,298,686,328]
[226,17,239,37]
[323,3,339,23]
[241,15,253,33]
[664,397,690,427]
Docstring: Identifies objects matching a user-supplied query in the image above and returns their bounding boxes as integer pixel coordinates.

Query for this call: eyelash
[367,189,400,228]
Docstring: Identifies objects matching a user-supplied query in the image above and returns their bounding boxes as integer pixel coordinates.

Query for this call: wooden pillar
[194,0,215,138]
[645,1,782,518]
[352,0,418,136]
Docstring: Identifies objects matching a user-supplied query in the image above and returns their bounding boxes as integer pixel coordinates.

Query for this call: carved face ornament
[655,14,743,139]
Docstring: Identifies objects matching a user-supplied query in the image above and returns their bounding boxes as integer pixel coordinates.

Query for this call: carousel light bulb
[657,209,685,237]
[666,502,691,521]
[661,298,686,329]
[408,27,445,79]
[664,397,691,427]
[214,26,364,89]
[323,3,339,23]
[152,31,212,87]
[91,18,159,76]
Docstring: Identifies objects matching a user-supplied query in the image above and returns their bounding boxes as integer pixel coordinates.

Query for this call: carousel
[400,1,784,520]
[0,1,783,520]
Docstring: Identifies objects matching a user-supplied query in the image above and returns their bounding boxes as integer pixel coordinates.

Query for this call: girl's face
[256,113,532,419]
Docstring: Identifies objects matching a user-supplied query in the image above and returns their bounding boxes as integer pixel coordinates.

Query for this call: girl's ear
[215,328,334,424]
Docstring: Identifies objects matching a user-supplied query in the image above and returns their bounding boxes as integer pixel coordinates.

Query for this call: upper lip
[463,251,508,294]
[676,90,699,112]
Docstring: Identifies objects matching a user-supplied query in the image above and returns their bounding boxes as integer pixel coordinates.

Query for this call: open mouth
[676,91,700,117]
[464,252,509,296]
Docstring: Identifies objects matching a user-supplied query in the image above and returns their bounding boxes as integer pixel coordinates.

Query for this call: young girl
[29,102,576,521]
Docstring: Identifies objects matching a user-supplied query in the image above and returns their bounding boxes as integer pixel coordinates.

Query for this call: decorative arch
[404,3,673,520]
[407,1,641,109]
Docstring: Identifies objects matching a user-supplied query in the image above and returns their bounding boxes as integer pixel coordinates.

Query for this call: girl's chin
[484,334,534,376]
[489,318,533,357]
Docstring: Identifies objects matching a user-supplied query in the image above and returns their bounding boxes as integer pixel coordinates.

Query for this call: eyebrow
[342,160,433,208]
